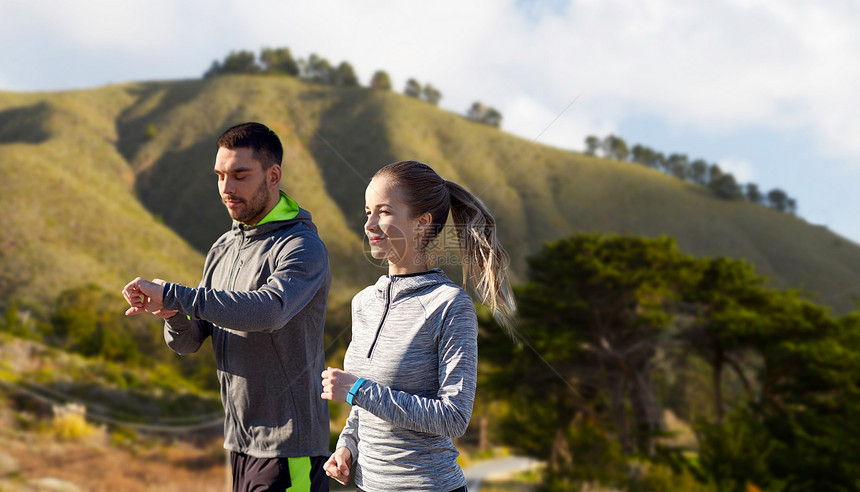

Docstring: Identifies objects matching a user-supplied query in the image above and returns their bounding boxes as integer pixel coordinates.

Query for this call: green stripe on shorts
[285,456,311,492]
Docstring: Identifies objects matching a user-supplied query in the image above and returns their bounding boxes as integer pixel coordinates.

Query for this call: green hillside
[1,74,859,314]
[0,87,203,315]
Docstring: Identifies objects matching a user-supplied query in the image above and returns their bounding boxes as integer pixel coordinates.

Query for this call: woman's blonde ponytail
[444,180,517,332]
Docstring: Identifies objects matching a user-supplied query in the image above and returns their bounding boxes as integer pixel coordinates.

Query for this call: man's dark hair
[217,122,283,169]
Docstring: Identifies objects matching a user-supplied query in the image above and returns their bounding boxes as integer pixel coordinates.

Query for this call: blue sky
[1,0,858,244]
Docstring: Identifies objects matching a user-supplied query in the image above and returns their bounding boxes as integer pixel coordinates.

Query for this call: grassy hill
[1,74,859,316]
[0,87,203,317]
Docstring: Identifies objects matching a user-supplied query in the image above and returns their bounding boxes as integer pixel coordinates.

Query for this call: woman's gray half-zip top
[336,269,478,492]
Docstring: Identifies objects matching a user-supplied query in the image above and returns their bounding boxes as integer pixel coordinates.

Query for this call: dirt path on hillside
[0,430,227,492]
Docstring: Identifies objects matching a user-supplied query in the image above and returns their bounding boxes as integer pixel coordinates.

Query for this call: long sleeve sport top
[336,269,478,492]
[161,197,331,459]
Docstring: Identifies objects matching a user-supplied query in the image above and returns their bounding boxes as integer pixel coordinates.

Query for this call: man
[123,122,331,492]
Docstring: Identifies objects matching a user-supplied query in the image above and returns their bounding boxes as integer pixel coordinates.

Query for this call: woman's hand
[321,367,359,402]
[323,447,353,485]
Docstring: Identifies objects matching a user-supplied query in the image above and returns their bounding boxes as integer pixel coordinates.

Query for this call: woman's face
[364,176,429,273]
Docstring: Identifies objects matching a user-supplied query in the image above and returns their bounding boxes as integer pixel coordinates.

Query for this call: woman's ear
[417,212,433,230]
[414,212,434,244]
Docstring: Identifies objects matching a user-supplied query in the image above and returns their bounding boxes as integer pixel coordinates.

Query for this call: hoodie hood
[257,190,300,225]
[231,205,318,240]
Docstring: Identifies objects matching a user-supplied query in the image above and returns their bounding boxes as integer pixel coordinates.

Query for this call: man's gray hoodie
[337,269,478,492]
[161,200,331,459]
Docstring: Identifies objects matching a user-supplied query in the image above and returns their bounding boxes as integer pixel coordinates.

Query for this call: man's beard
[226,179,270,224]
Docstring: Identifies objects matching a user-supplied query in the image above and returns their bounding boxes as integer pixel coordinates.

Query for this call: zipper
[229,227,246,290]
[366,281,393,358]
[222,226,246,372]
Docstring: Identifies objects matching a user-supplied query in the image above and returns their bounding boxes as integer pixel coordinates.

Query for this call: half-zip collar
[365,269,452,358]
[373,269,450,303]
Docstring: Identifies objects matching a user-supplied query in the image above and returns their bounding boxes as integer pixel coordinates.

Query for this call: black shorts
[230,452,329,492]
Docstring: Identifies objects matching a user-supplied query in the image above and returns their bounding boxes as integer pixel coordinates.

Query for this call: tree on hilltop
[708,164,723,185]
[586,133,801,212]
[370,70,392,90]
[690,159,709,185]
[632,144,659,168]
[204,50,259,77]
[745,183,763,204]
[334,61,359,87]
[602,135,629,161]
[767,188,790,212]
[404,79,442,105]
[203,61,222,78]
[584,135,601,156]
[404,78,421,98]
[220,50,259,74]
[422,84,442,105]
[301,54,334,84]
[709,172,743,199]
[666,153,689,180]
[260,47,299,76]
[467,102,502,128]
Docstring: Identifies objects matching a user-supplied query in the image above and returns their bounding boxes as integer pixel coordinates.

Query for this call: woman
[320,160,516,491]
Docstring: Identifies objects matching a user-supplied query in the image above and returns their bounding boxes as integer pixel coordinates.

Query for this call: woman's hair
[374,160,516,331]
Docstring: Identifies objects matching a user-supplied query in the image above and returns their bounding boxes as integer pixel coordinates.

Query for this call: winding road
[463,456,539,491]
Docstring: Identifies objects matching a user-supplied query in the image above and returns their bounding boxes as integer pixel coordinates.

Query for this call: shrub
[51,412,100,441]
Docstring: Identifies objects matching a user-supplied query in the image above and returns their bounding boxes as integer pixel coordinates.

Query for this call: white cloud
[2,0,860,165]
[503,95,615,152]
[414,0,860,163]
[4,1,183,51]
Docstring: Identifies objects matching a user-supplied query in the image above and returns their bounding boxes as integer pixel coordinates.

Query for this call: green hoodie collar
[256,191,300,225]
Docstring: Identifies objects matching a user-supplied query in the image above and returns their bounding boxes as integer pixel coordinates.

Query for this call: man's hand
[323,447,353,485]
[122,278,177,318]
[321,367,359,403]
